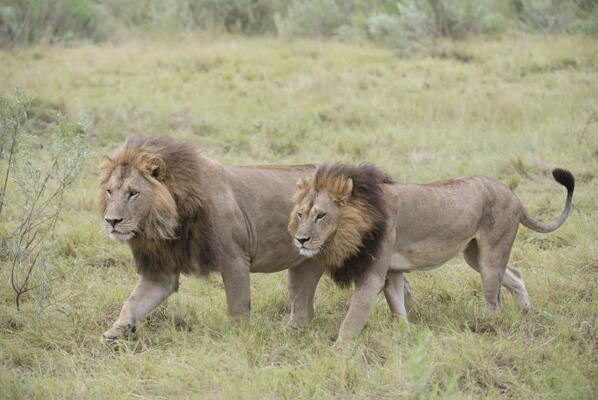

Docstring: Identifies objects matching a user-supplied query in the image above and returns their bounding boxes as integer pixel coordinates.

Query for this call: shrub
[93,0,291,35]
[275,0,350,38]
[0,90,89,309]
[365,13,407,48]
[395,0,502,40]
[275,0,402,39]
[508,0,598,34]
[190,0,290,34]
[365,1,505,53]
[0,0,595,47]
[0,0,108,46]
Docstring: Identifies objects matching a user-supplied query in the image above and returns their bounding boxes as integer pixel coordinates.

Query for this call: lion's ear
[336,177,353,203]
[99,155,113,171]
[293,177,311,202]
[146,157,166,180]
[296,177,309,190]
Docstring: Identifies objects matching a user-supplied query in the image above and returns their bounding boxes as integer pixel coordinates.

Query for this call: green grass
[1,33,597,399]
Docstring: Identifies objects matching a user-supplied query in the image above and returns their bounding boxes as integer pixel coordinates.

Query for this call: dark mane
[315,163,393,288]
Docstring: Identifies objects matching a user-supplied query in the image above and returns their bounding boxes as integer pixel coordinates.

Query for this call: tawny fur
[99,138,221,277]
[99,137,324,340]
[289,163,392,286]
[290,163,574,345]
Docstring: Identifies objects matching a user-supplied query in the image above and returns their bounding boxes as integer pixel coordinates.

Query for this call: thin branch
[0,116,19,216]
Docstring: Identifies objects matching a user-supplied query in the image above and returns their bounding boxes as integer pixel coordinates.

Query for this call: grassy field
[1,33,597,399]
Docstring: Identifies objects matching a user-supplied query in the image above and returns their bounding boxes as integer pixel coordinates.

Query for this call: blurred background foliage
[1,0,597,48]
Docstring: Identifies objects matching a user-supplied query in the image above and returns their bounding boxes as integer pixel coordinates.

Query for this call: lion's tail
[520,168,574,233]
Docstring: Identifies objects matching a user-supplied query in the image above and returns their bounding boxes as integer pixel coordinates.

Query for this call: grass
[1,32,597,399]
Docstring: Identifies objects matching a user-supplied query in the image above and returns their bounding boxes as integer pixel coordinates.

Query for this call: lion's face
[99,152,179,242]
[289,177,354,258]
[101,166,155,240]
[291,190,342,257]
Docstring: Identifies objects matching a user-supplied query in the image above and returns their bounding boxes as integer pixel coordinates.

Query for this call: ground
[0,33,597,399]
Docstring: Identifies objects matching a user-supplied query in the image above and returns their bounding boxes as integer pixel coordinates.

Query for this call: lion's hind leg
[464,240,530,312]
[404,275,415,305]
[464,241,506,312]
[470,226,518,313]
[479,260,505,312]
[502,267,531,312]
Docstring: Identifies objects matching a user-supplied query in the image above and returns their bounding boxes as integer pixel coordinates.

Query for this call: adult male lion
[99,138,323,339]
[288,163,574,345]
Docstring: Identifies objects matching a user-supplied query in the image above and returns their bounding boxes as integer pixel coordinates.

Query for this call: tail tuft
[521,168,574,233]
[552,168,574,194]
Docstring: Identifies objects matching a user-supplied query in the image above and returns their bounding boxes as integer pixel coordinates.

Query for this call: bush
[276,0,506,49]
[395,0,502,40]
[0,90,89,309]
[191,0,290,34]
[508,0,598,33]
[0,0,108,46]
[365,1,506,53]
[0,0,291,46]
[275,0,399,39]
[103,0,286,34]
[0,0,596,47]
[275,0,351,38]
[365,13,406,47]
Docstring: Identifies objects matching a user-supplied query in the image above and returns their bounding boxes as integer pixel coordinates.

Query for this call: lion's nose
[296,236,310,245]
[105,218,123,228]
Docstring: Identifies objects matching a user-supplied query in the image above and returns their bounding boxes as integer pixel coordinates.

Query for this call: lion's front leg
[335,272,386,347]
[288,260,324,329]
[102,272,179,340]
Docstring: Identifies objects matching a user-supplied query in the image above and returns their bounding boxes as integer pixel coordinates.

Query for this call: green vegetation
[0,30,597,399]
[1,0,597,47]
[0,94,88,313]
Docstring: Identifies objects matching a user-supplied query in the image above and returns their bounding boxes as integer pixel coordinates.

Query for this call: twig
[0,114,19,216]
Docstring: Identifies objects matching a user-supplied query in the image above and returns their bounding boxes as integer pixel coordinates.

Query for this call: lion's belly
[390,237,472,272]
[249,252,305,273]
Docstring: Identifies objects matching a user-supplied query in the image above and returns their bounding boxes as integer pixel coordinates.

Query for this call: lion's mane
[291,163,394,287]
[99,138,222,278]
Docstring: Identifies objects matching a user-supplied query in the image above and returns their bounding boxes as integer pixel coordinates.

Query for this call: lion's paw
[101,321,135,342]
[288,319,308,331]
[332,339,353,353]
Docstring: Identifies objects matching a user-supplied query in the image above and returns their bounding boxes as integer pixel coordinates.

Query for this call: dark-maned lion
[288,163,574,345]
[99,138,323,339]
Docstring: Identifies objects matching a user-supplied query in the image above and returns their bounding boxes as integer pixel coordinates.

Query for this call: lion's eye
[106,190,112,197]
[128,191,139,199]
[315,212,326,221]
[297,212,303,220]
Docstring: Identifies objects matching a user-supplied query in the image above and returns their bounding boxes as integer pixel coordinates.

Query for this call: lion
[288,163,574,345]
[99,138,325,339]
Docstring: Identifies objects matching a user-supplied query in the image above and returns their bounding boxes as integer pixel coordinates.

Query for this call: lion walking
[289,163,574,345]
[99,138,325,339]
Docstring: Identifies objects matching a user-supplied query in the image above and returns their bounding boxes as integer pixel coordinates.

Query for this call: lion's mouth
[298,247,320,257]
[108,229,136,241]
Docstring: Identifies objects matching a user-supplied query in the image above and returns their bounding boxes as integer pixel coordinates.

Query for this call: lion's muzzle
[295,236,320,257]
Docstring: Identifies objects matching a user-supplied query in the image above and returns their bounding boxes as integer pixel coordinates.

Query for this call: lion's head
[288,163,393,286]
[99,139,186,242]
[100,138,219,277]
